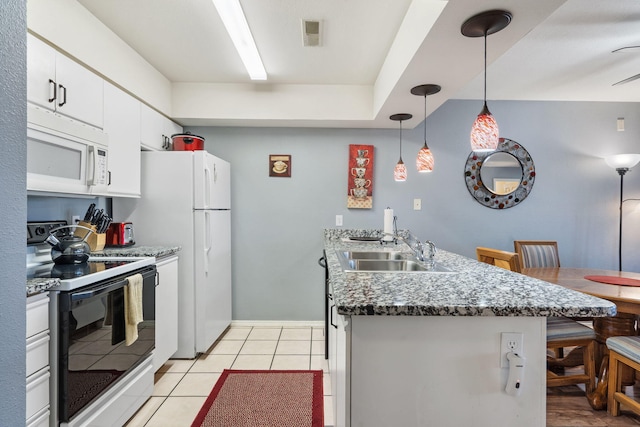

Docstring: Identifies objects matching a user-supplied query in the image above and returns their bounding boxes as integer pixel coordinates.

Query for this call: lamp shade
[416,144,434,172]
[394,160,407,182]
[605,153,640,170]
[470,104,499,152]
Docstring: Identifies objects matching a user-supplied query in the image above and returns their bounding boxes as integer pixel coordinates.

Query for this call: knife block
[76,221,106,252]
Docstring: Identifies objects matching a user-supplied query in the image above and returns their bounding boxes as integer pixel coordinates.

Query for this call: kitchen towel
[383,208,394,241]
[124,273,143,346]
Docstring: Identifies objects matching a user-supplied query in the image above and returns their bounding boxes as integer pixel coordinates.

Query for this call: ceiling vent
[302,20,321,47]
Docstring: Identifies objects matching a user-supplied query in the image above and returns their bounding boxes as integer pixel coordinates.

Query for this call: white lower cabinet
[26,293,50,426]
[328,283,351,427]
[154,255,179,370]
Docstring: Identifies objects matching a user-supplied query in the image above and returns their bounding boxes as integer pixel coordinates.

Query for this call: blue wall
[0,0,27,423]
[191,99,640,321]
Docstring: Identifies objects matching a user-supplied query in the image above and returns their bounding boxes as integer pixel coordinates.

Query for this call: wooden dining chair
[514,240,560,268]
[476,246,596,393]
[606,336,640,416]
[475,247,522,272]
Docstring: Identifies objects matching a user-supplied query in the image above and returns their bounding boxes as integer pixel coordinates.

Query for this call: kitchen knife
[84,203,95,222]
[92,209,104,225]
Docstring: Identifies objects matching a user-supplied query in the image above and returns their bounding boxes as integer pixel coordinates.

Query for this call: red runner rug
[191,370,324,427]
[585,275,640,287]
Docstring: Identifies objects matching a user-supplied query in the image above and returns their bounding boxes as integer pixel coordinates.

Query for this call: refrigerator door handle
[204,210,212,276]
[204,164,212,209]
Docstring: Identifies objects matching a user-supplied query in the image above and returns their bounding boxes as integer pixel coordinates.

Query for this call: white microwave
[27,106,109,196]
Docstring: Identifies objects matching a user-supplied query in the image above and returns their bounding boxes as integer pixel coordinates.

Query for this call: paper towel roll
[383,208,394,240]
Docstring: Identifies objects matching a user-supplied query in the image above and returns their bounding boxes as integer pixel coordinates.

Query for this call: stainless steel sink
[340,251,403,260]
[336,250,454,273]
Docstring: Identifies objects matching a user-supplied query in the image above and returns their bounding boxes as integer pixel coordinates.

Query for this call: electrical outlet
[413,198,421,210]
[500,332,523,367]
[72,215,81,224]
[335,215,343,226]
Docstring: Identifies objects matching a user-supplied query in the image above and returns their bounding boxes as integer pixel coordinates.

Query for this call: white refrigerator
[114,150,232,358]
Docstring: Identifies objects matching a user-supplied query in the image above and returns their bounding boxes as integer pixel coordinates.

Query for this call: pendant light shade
[390,113,412,182]
[470,103,499,152]
[461,10,512,152]
[394,159,408,182]
[411,84,441,173]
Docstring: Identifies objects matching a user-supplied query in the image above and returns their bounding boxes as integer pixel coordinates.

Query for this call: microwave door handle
[87,145,96,186]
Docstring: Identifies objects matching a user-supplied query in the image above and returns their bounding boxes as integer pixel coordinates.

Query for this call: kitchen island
[324,229,616,427]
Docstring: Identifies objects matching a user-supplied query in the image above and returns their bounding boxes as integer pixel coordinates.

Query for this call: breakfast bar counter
[323,229,615,427]
[324,229,616,318]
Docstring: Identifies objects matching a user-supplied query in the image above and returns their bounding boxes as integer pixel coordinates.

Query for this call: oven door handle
[71,278,128,301]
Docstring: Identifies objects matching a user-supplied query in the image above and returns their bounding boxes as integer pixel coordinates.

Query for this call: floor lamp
[605,154,640,271]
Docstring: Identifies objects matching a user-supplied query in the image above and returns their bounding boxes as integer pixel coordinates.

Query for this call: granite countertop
[27,278,60,297]
[26,245,181,296]
[91,245,181,258]
[324,229,617,317]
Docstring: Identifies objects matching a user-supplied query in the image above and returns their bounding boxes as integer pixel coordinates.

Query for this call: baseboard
[230,320,324,328]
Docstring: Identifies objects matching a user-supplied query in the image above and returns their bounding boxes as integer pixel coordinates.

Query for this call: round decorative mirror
[464,138,535,209]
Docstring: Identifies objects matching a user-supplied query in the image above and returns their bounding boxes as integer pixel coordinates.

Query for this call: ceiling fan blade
[613,73,640,86]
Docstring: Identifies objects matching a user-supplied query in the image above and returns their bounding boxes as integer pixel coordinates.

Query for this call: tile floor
[125,325,332,427]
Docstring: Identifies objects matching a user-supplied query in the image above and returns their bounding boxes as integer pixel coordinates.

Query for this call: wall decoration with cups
[347,144,374,209]
[269,154,291,177]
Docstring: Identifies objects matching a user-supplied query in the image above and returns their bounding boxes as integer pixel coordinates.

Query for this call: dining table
[523,267,640,410]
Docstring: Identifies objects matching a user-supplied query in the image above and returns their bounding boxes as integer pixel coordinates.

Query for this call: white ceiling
[77,0,640,128]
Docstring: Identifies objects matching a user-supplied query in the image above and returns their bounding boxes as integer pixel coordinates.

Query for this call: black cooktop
[27,259,139,280]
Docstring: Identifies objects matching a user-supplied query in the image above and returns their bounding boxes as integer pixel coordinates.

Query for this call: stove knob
[35,226,46,236]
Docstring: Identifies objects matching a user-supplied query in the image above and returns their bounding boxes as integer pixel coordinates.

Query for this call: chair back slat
[514,240,560,268]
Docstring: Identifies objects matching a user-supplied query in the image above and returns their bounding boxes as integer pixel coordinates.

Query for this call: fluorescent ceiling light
[212,0,267,80]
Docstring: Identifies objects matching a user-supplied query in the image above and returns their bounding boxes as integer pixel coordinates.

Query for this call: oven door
[55,265,156,423]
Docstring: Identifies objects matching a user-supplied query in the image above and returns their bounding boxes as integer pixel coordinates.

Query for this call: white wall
[0,0,27,423]
[191,99,640,321]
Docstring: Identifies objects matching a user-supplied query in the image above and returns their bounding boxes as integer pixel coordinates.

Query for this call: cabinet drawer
[26,406,49,427]
[26,294,49,339]
[26,331,49,377]
[26,368,49,420]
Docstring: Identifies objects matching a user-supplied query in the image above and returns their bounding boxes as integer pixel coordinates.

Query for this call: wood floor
[548,385,640,426]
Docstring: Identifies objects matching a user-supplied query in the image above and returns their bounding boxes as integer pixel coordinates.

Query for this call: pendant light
[461,10,512,152]
[411,84,441,173]
[390,113,412,182]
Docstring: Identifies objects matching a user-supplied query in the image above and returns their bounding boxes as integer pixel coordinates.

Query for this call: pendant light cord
[423,95,428,147]
[399,120,403,160]
[483,32,488,106]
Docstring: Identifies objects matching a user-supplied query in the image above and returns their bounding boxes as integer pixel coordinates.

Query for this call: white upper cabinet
[27,34,104,129]
[103,82,141,197]
[140,102,182,151]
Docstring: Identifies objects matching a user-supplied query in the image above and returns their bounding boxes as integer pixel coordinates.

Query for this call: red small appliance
[105,222,135,247]
[172,132,205,151]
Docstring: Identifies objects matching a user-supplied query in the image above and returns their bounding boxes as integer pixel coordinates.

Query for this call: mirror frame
[464,138,536,209]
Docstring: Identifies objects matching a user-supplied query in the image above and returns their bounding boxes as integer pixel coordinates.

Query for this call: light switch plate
[413,199,422,210]
[335,215,343,226]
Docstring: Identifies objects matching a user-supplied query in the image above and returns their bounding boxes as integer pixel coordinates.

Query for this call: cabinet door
[104,82,141,197]
[54,54,104,128]
[335,314,350,427]
[164,117,183,146]
[328,293,338,419]
[27,34,56,112]
[154,255,179,371]
[140,103,166,151]
[26,34,103,128]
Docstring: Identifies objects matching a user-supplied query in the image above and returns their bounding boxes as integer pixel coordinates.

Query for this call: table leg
[586,314,638,410]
